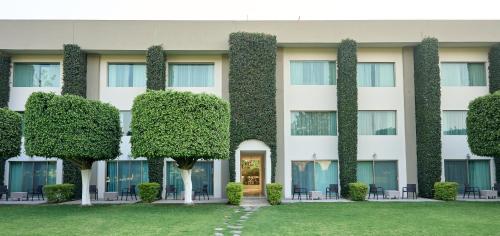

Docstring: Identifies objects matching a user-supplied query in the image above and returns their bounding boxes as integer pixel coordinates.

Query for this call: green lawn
[2,202,500,235]
[243,202,500,236]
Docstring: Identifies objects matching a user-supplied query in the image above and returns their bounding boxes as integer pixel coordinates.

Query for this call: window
[357,161,398,190]
[168,64,214,87]
[357,63,395,87]
[120,111,132,136]
[292,160,338,195]
[106,161,148,192]
[442,111,467,135]
[107,63,146,87]
[13,63,60,87]
[445,160,490,192]
[166,161,214,195]
[358,111,396,135]
[291,111,337,136]
[290,61,336,85]
[9,161,57,192]
[441,63,486,86]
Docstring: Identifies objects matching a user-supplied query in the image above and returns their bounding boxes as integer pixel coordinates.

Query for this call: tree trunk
[81,169,92,206]
[180,169,193,205]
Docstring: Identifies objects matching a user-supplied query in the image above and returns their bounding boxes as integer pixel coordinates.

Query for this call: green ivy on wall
[337,39,358,197]
[0,54,11,108]
[145,45,167,187]
[228,32,277,181]
[0,108,22,185]
[488,44,500,183]
[414,37,442,198]
[62,44,87,98]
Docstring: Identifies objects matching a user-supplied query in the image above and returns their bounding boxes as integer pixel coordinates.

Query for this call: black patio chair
[165,185,177,200]
[463,184,480,199]
[89,185,98,200]
[121,185,137,201]
[402,184,417,199]
[0,185,8,201]
[325,184,339,200]
[368,184,384,200]
[29,185,44,201]
[194,185,209,200]
[492,183,499,196]
[292,184,308,200]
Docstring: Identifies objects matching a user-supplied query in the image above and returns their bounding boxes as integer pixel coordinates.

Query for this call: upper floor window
[168,63,214,87]
[441,63,486,86]
[290,61,336,85]
[13,63,60,87]
[357,63,395,87]
[442,111,467,135]
[120,111,132,136]
[108,63,146,87]
[358,111,397,135]
[291,111,337,136]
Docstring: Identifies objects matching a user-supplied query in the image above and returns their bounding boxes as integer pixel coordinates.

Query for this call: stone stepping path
[214,204,264,236]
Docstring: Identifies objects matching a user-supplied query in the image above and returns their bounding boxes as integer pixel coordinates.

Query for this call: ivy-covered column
[228,32,277,181]
[414,38,442,198]
[488,43,500,183]
[61,44,88,198]
[0,53,11,108]
[145,45,167,188]
[337,39,358,197]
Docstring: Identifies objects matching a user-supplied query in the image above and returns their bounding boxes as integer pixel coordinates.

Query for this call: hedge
[434,182,458,201]
[467,92,500,158]
[63,161,82,199]
[228,32,277,181]
[146,45,166,90]
[348,182,368,201]
[138,182,161,203]
[0,108,22,185]
[488,43,500,93]
[62,44,87,98]
[337,39,358,198]
[24,92,121,168]
[266,183,283,205]
[226,182,243,205]
[43,184,75,203]
[414,37,442,198]
[0,54,11,107]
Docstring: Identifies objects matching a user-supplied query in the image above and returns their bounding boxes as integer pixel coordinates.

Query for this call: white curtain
[291,111,337,135]
[358,111,396,135]
[290,61,335,85]
[120,111,132,135]
[108,64,146,87]
[441,63,485,86]
[442,111,467,135]
[168,64,214,87]
[357,63,394,87]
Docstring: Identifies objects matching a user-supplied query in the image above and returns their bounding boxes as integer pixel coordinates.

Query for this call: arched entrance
[235,140,271,196]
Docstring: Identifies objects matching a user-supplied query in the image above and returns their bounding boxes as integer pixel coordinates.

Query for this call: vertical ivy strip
[0,54,11,108]
[62,44,87,98]
[488,43,500,183]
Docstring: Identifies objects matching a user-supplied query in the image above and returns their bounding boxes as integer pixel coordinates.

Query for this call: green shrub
[138,182,161,203]
[434,182,458,201]
[44,184,75,203]
[62,44,87,98]
[414,37,442,198]
[146,45,166,90]
[0,108,22,185]
[226,182,243,205]
[229,32,277,182]
[467,92,500,158]
[266,183,283,205]
[337,39,358,198]
[0,54,11,107]
[489,43,500,93]
[348,182,368,201]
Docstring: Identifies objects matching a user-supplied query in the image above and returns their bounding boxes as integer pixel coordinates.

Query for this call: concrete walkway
[60,199,140,205]
[154,198,227,204]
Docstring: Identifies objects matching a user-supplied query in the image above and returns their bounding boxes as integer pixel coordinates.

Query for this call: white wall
[8,55,63,111]
[439,48,495,184]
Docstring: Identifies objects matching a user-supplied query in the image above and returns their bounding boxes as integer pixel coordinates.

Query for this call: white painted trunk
[81,169,92,206]
[181,169,193,205]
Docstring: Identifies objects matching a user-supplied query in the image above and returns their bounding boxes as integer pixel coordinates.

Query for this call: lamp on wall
[312,153,317,161]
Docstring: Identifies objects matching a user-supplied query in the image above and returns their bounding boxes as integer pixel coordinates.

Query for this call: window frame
[357,110,397,136]
[12,62,62,88]
[290,110,338,136]
[356,62,396,87]
[356,160,399,190]
[107,62,147,88]
[289,60,337,86]
[291,159,339,194]
[442,110,468,136]
[440,61,487,87]
[167,62,216,88]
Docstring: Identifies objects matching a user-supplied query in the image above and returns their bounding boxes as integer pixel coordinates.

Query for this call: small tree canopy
[24,92,121,168]
[467,92,500,158]
[0,108,22,158]
[131,90,230,163]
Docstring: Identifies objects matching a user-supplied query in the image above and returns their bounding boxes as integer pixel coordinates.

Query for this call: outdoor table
[10,192,27,201]
[384,190,400,199]
[480,190,497,199]
[104,192,118,201]
[308,191,322,200]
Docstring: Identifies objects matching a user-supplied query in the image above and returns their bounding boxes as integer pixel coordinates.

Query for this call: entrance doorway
[240,152,265,196]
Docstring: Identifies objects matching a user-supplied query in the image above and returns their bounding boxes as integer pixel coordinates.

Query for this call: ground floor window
[9,161,57,192]
[357,161,398,190]
[106,161,149,192]
[292,160,338,194]
[166,161,214,195]
[444,160,491,192]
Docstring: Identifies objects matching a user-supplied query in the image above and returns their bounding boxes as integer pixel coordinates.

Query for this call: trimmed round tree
[131,90,230,204]
[467,92,500,159]
[24,92,121,205]
[0,108,22,185]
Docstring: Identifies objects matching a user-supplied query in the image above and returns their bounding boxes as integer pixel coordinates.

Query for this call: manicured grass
[243,202,500,236]
[0,204,233,236]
